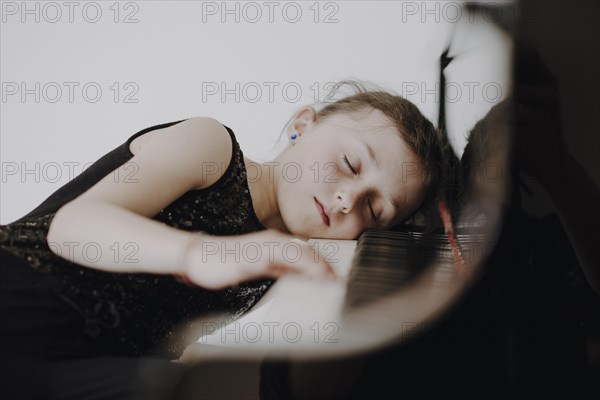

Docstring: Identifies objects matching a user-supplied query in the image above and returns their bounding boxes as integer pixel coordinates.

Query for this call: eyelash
[343,155,377,221]
[343,155,357,175]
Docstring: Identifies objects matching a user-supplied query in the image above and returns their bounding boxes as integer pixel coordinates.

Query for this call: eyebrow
[360,139,401,218]
[362,140,377,168]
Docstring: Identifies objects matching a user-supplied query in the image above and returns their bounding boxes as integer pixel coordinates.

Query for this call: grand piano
[170,4,514,398]
[179,0,514,362]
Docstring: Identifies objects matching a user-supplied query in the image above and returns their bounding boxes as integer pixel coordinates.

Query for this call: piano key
[343,228,473,310]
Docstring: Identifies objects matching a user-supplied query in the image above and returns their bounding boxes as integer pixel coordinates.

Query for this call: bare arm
[48,200,202,274]
[47,116,337,289]
[46,117,232,275]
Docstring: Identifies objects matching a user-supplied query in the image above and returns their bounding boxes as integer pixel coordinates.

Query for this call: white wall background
[1,0,512,224]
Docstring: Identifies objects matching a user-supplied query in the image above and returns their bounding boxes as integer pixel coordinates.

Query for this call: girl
[0,80,449,398]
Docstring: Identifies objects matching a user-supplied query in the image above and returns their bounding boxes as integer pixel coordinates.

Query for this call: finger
[306,260,338,280]
[259,261,338,282]
[263,234,340,280]
[278,255,339,281]
[295,243,339,278]
[261,262,301,279]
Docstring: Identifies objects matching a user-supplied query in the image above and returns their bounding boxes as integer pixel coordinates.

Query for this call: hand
[181,229,338,290]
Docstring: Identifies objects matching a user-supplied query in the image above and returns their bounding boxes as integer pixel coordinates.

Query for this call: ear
[286,106,317,142]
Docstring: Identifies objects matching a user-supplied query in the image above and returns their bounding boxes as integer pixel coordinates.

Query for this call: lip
[314,197,330,226]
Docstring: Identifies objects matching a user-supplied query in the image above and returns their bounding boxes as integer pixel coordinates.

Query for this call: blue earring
[291,133,297,140]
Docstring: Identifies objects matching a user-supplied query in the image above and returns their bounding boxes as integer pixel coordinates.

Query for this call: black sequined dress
[0,119,273,361]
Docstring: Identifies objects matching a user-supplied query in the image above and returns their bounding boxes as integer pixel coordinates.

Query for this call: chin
[281,218,310,239]
[288,227,310,240]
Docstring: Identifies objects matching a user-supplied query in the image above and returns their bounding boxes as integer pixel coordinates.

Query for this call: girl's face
[274,106,426,240]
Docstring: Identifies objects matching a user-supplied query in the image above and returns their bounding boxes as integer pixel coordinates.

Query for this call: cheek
[334,218,366,240]
[278,180,309,220]
[278,181,298,209]
[408,181,427,210]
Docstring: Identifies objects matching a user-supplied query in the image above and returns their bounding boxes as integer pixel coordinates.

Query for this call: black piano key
[343,229,471,309]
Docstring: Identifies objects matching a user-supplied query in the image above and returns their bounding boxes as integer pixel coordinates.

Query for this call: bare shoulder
[70,116,234,217]
[129,117,230,154]
[134,116,234,190]
[138,116,231,154]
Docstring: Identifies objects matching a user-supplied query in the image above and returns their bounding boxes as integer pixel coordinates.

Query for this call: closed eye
[344,155,377,221]
[343,155,357,175]
[368,200,377,221]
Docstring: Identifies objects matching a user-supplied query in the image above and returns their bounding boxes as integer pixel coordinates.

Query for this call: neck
[243,157,289,234]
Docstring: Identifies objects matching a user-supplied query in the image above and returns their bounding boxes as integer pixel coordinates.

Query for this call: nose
[335,185,366,214]
[336,192,351,213]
